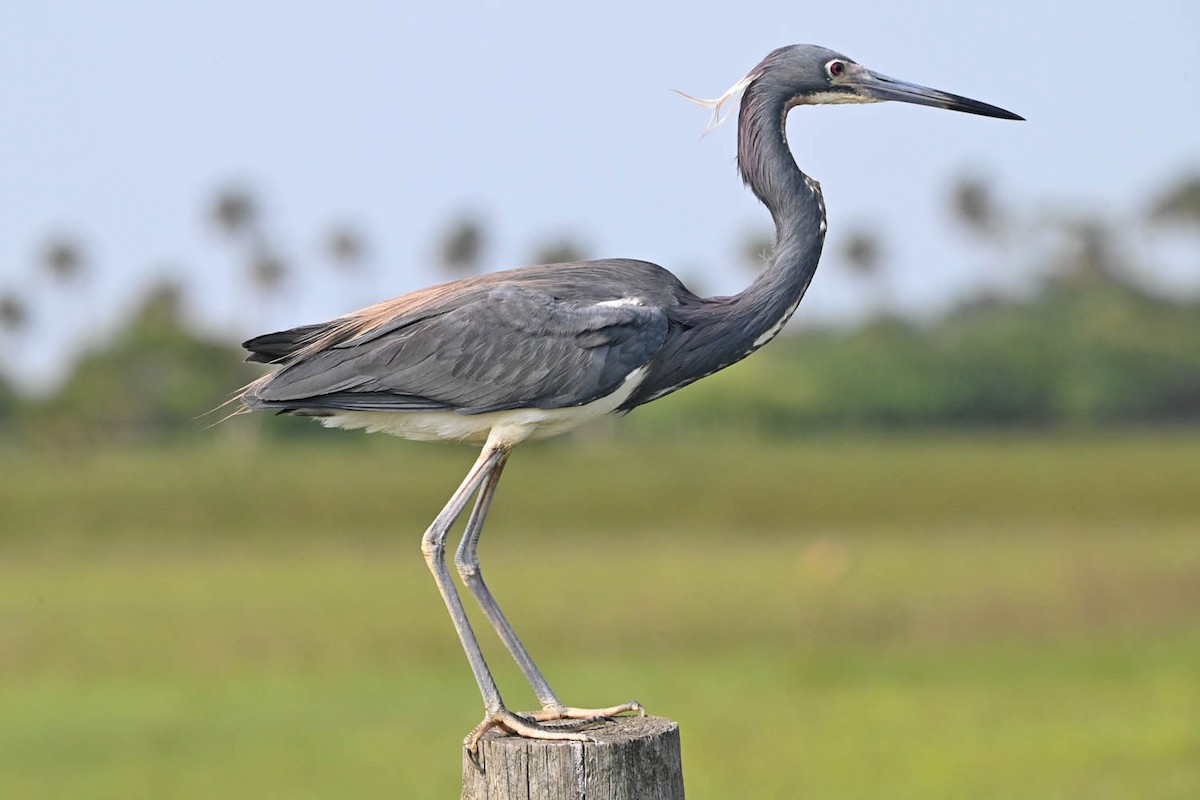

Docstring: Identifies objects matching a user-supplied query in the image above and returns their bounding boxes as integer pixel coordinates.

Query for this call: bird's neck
[619,83,830,411]
[729,83,827,345]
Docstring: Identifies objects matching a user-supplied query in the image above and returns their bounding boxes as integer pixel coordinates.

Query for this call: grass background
[3,432,1199,798]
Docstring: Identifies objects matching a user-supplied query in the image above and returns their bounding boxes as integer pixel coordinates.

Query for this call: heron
[236,44,1021,762]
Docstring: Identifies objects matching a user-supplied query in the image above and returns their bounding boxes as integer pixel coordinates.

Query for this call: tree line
[1,172,1198,446]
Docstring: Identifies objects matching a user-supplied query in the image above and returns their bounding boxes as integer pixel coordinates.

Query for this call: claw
[465,741,484,773]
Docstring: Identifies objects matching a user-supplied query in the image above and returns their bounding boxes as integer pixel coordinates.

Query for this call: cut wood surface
[461,715,684,800]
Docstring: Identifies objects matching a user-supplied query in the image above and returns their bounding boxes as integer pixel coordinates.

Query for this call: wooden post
[461,715,684,800]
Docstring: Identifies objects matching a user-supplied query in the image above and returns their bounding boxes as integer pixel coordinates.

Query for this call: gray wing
[245,284,670,415]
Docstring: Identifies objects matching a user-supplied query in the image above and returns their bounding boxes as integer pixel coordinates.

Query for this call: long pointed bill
[855,70,1024,120]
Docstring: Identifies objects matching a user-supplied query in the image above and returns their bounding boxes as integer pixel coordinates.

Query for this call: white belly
[318,367,647,446]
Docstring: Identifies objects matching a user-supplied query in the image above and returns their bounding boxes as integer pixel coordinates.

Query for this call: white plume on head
[674,67,762,136]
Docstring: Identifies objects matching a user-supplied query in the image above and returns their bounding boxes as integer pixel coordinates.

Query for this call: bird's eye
[826,60,846,78]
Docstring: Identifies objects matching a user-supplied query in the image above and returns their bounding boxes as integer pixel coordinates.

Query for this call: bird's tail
[242,322,332,364]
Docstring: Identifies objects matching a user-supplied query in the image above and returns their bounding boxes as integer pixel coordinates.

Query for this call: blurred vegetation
[631,280,1200,436]
[2,170,1198,447]
[2,170,1199,798]
[16,283,259,447]
[6,274,1198,448]
[2,436,1199,798]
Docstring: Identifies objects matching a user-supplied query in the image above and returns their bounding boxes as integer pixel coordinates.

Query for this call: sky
[2,1,1198,391]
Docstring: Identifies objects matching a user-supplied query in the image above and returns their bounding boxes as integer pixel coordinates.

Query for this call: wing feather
[243,283,669,415]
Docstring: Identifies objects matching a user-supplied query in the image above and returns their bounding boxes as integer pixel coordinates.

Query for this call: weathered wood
[461,715,684,800]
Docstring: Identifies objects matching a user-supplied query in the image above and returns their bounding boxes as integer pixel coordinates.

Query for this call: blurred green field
[3,432,1200,799]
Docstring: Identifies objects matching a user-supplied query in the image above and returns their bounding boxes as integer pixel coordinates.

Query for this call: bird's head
[681,44,1022,130]
[760,44,1023,119]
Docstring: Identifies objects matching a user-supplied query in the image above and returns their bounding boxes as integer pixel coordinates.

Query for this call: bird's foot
[463,701,645,771]
[464,709,592,771]
[525,700,646,723]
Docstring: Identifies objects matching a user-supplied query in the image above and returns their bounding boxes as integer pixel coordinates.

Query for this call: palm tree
[41,236,86,284]
[39,233,92,344]
[248,247,288,327]
[0,292,28,333]
[211,188,258,240]
[1149,174,1200,231]
[738,228,775,274]
[949,173,1003,240]
[947,172,1041,299]
[841,228,882,277]
[840,226,888,319]
[208,185,291,329]
[325,223,370,312]
[438,214,486,275]
[1055,218,1124,287]
[326,224,366,270]
[0,291,30,395]
[531,235,588,265]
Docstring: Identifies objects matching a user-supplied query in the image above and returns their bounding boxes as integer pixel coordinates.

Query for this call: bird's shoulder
[331,258,685,348]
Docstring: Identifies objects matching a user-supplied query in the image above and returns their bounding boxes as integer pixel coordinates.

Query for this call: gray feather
[245,280,670,415]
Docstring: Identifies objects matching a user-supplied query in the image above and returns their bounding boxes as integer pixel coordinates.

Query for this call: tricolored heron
[237,44,1021,762]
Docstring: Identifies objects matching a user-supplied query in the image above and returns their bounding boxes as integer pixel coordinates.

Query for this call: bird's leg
[422,440,591,771]
[454,450,563,708]
[453,450,645,729]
